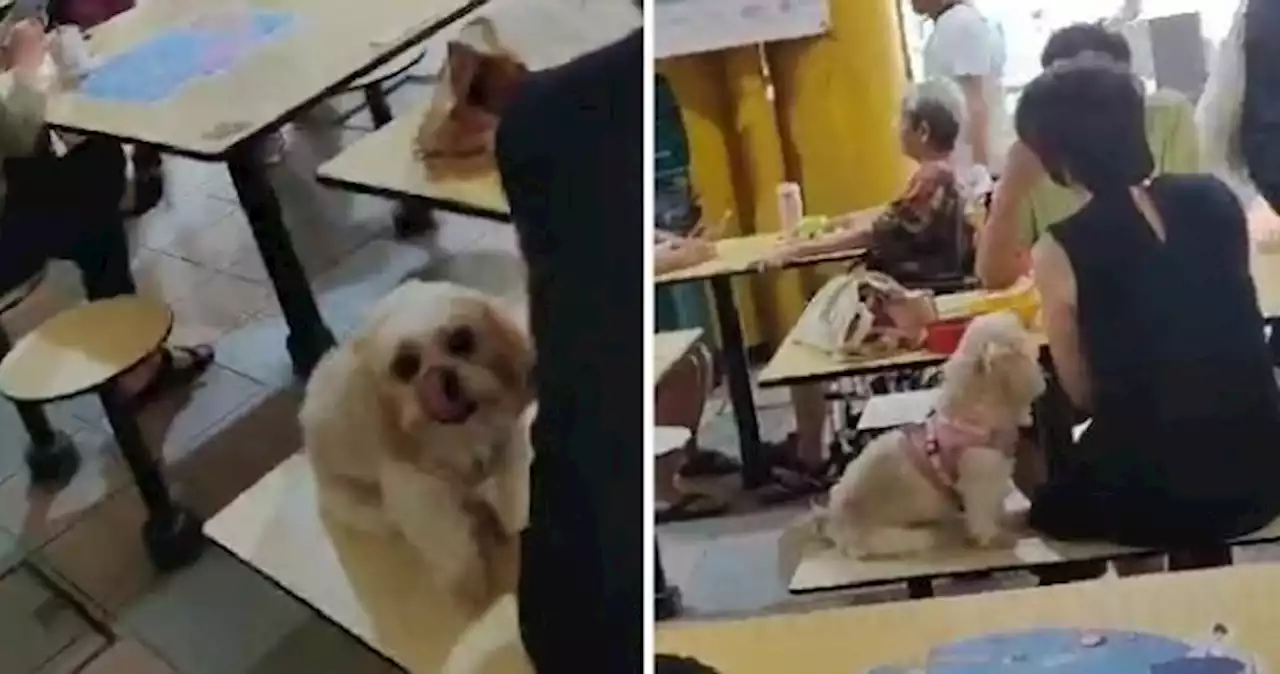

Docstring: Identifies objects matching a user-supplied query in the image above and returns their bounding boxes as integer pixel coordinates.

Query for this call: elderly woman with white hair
[763,78,975,282]
[756,79,978,502]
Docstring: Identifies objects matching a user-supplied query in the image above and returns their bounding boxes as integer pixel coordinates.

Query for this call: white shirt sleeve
[931,10,997,78]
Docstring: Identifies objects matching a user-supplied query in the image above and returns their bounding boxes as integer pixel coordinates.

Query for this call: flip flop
[125,344,215,408]
[656,493,729,524]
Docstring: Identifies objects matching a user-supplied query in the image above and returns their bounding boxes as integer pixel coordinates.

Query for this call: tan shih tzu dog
[794,311,1045,560]
[301,280,535,609]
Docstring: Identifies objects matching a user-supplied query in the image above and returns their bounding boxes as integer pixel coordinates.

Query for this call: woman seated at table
[0,20,213,404]
[653,230,741,520]
[754,80,976,501]
[1017,58,1280,568]
[761,78,975,284]
[977,22,1199,290]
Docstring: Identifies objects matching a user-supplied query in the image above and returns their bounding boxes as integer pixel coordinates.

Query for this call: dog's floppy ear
[483,304,535,403]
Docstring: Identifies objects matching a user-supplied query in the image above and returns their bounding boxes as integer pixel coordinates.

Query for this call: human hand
[5,19,48,75]
[754,241,803,270]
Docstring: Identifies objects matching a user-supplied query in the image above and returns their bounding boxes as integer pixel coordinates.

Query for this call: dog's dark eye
[445,326,476,358]
[389,350,421,382]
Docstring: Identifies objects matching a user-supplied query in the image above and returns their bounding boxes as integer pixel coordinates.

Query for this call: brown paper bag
[414,17,529,179]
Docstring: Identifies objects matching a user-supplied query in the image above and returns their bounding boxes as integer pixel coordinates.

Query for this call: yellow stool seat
[0,296,172,403]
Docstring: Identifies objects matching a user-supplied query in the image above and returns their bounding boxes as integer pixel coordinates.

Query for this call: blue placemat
[79,10,295,103]
[867,628,1255,674]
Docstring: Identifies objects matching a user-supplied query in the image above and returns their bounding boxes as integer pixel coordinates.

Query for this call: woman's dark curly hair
[1015,57,1152,195]
[1040,22,1132,68]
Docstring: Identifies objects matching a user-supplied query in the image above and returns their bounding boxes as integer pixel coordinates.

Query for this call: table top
[654,329,703,385]
[757,290,984,387]
[654,233,867,285]
[660,564,1280,673]
[44,0,485,158]
[315,0,640,215]
[760,251,1280,388]
[0,297,171,403]
[205,454,531,674]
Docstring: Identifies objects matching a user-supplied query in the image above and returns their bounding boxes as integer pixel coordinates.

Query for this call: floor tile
[0,564,97,673]
[119,547,310,674]
[247,616,399,674]
[168,387,304,519]
[36,487,157,617]
[680,530,792,616]
[36,633,110,674]
[0,427,128,547]
[132,365,272,469]
[75,638,176,674]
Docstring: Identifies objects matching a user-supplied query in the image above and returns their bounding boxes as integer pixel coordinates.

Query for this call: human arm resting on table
[978,142,1042,289]
[1032,233,1093,414]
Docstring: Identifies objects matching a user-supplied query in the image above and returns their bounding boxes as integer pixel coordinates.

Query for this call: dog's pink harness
[902,413,1018,505]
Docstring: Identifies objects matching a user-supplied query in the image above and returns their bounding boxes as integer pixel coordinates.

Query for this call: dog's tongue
[420,369,473,424]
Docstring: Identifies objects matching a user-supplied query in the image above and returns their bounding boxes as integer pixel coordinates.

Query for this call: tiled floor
[0,45,524,673]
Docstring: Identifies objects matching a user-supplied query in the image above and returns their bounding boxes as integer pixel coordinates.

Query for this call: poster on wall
[655,0,831,59]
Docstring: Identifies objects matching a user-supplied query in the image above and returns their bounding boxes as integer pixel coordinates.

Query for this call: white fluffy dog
[813,311,1045,559]
[301,280,536,609]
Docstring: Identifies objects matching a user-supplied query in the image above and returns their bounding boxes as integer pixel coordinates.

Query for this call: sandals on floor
[125,344,216,408]
[754,437,838,505]
[656,493,730,524]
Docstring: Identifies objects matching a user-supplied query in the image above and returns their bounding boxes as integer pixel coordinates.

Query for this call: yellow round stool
[0,267,81,487]
[0,296,204,571]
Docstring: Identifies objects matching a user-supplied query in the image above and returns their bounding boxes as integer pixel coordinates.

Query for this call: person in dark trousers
[0,18,213,405]
[495,24,642,674]
[46,0,165,216]
[1018,59,1280,579]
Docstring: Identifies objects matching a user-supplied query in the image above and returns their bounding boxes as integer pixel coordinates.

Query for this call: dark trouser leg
[66,210,137,301]
[225,139,335,376]
[0,327,80,486]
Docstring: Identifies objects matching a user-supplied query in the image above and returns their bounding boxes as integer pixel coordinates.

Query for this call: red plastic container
[925,317,971,355]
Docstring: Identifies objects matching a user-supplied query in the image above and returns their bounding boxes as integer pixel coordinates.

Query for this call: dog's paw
[970,527,1019,549]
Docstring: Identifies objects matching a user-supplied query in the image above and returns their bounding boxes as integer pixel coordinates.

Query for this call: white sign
[655,0,831,59]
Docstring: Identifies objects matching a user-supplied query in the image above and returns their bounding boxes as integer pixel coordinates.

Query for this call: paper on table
[856,389,940,432]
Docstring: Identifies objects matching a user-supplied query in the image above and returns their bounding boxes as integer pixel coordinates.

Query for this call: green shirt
[1018,89,1200,243]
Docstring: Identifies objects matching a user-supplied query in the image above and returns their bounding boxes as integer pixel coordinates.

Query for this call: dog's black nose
[440,368,462,403]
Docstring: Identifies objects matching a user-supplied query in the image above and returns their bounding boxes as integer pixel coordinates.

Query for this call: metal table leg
[99,391,203,572]
[364,85,394,129]
[708,276,768,488]
[225,139,336,377]
[0,328,79,486]
[655,541,681,620]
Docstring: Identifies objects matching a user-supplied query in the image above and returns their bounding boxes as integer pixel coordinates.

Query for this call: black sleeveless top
[1049,175,1280,512]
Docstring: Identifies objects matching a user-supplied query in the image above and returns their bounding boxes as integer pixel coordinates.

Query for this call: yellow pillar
[722,47,809,344]
[768,0,911,289]
[659,54,764,347]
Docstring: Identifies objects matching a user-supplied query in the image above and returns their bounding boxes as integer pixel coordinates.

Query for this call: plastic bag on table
[792,269,937,360]
[414,17,529,179]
